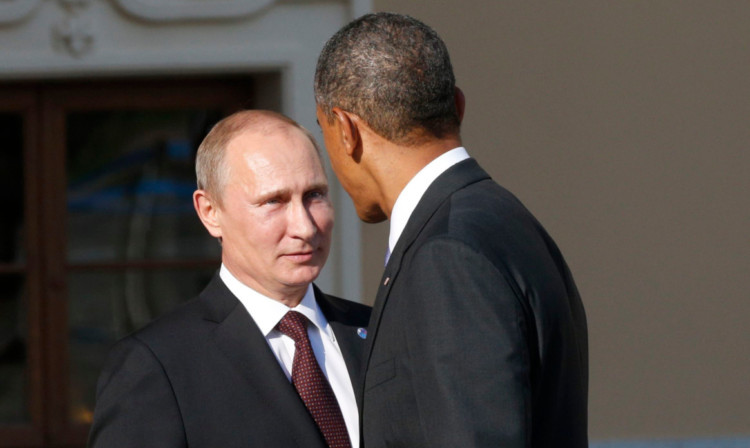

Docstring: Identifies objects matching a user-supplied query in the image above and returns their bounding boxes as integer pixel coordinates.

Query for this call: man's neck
[387,146,469,252]
[373,136,463,219]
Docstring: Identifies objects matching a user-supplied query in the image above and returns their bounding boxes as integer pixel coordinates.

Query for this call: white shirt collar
[388,147,470,253]
[219,264,335,343]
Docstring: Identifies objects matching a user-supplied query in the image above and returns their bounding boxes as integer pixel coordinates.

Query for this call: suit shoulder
[418,178,575,297]
[442,180,551,246]
[452,179,535,221]
[120,294,216,354]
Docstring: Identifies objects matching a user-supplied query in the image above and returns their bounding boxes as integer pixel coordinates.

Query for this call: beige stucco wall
[361,1,750,441]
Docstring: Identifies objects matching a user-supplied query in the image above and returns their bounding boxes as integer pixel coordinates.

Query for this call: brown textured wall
[360,1,750,441]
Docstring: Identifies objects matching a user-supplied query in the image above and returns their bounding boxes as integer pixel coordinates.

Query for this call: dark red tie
[278,311,352,448]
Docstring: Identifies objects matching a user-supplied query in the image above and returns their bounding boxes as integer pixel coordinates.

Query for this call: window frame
[0,77,257,447]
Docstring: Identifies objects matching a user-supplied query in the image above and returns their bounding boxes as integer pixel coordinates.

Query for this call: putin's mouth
[282,251,316,263]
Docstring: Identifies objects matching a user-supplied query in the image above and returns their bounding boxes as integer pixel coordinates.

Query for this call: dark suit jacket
[361,159,588,448]
[88,274,371,448]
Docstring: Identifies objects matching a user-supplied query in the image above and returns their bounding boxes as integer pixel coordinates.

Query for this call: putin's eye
[260,196,283,206]
[306,189,328,201]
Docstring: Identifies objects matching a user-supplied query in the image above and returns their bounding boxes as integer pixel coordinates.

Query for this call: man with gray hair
[315,12,588,447]
[89,110,370,448]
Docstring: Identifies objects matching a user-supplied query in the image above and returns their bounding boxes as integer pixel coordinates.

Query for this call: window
[0,77,258,447]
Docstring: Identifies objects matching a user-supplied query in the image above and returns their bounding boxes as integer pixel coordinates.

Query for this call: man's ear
[193,190,223,240]
[332,107,360,157]
[454,86,466,123]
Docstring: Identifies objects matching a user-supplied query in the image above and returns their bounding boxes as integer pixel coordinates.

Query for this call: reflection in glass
[65,109,223,424]
[0,113,28,423]
[66,110,222,263]
[68,267,217,423]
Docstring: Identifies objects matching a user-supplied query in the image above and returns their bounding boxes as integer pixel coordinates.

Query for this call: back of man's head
[314,12,460,145]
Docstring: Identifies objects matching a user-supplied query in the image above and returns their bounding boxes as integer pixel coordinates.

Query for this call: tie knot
[278,311,309,343]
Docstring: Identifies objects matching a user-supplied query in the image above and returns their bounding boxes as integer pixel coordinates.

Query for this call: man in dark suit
[314,12,588,447]
[88,110,370,448]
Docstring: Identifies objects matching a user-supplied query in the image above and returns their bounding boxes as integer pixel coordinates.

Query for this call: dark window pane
[0,113,28,424]
[66,110,221,264]
[67,267,217,424]
[0,113,24,265]
[0,276,28,424]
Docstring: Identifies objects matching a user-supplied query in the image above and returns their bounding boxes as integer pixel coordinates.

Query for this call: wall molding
[0,0,41,24]
[52,0,95,57]
[112,0,276,22]
[52,15,94,57]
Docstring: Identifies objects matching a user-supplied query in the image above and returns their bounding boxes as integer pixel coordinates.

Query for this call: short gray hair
[195,110,322,206]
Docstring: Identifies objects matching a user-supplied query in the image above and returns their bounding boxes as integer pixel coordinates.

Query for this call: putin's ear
[193,190,223,240]
[454,86,466,124]
[332,107,360,157]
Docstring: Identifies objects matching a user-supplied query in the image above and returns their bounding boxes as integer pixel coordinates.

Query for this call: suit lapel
[201,275,326,448]
[315,286,368,406]
[360,159,491,395]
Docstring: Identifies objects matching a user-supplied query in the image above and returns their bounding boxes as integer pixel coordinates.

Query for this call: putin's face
[203,125,334,303]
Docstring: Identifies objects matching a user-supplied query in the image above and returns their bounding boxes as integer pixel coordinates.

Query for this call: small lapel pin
[357,328,367,339]
[383,277,390,286]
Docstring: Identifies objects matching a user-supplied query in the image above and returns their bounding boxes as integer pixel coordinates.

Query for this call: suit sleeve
[402,237,532,447]
[88,336,187,448]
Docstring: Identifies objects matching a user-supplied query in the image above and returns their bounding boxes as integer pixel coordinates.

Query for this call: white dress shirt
[388,147,470,257]
[220,265,360,448]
